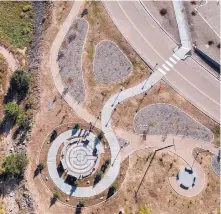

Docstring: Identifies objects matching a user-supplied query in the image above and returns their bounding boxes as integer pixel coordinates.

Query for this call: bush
[8,70,29,100]
[17,113,31,129]
[2,153,28,178]
[74,123,79,130]
[38,162,45,171]
[208,40,214,45]
[138,207,152,214]
[50,130,57,142]
[78,200,85,208]
[160,8,167,16]
[53,190,61,199]
[23,4,32,12]
[94,171,103,184]
[4,102,20,120]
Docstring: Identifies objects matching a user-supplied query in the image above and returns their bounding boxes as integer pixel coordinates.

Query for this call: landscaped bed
[80,1,151,116]
[57,18,88,103]
[133,103,213,142]
[38,122,129,207]
[93,40,132,83]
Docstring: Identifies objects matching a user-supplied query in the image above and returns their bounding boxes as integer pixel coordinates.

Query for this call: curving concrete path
[47,1,218,199]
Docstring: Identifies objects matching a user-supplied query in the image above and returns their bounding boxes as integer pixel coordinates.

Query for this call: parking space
[197,1,220,37]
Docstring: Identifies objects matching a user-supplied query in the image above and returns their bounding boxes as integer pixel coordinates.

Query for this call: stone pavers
[93,40,132,83]
[134,103,213,142]
[57,18,88,103]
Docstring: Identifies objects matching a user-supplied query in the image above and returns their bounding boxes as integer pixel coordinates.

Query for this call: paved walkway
[172,0,192,59]
[115,128,218,197]
[48,0,218,198]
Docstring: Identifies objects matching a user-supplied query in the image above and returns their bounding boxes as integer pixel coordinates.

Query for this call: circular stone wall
[93,40,132,83]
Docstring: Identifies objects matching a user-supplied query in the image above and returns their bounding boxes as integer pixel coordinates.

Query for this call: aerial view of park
[0,1,220,214]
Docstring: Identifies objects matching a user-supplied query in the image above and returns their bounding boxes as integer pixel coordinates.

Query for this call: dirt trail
[0,46,18,71]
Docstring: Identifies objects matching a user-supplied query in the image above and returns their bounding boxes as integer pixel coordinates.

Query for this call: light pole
[105,108,116,127]
[111,88,123,107]
[141,63,158,90]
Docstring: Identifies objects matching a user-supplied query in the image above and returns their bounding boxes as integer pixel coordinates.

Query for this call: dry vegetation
[0,54,11,119]
[85,149,220,214]
[80,1,151,117]
[111,80,218,142]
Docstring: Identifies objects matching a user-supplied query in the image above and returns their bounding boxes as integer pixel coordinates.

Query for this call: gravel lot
[211,151,220,177]
[93,40,132,83]
[58,18,88,103]
[134,104,213,142]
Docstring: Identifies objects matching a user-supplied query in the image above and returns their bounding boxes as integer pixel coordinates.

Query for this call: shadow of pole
[134,144,174,201]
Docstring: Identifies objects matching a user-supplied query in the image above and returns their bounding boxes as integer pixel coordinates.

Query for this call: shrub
[50,130,57,142]
[191,11,197,16]
[8,70,30,100]
[53,190,61,199]
[138,207,152,214]
[208,40,214,45]
[74,123,79,130]
[17,113,30,129]
[190,1,196,5]
[97,132,103,140]
[38,162,45,171]
[2,153,28,178]
[78,200,86,208]
[217,43,220,49]
[160,8,167,16]
[4,102,20,120]
[23,4,32,12]
[74,180,79,187]
[94,171,103,184]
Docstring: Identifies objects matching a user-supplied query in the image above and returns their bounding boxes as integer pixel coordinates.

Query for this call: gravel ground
[211,150,220,177]
[93,40,132,83]
[58,18,88,103]
[117,137,130,149]
[134,104,213,142]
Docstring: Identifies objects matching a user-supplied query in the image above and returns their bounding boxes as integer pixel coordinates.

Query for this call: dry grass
[80,1,150,117]
[111,80,218,142]
[85,149,220,214]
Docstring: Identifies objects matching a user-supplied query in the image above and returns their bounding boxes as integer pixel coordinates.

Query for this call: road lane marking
[166,60,174,68]
[158,68,166,75]
[162,64,170,71]
[173,54,180,61]
[169,57,177,64]
[117,1,220,106]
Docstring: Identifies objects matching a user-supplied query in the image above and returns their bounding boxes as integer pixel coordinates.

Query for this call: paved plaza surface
[47,0,219,200]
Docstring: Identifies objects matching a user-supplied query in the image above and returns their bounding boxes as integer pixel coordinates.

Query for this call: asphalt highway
[103,1,220,123]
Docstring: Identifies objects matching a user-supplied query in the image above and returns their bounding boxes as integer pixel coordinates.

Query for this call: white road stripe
[162,64,170,71]
[169,57,177,64]
[166,60,173,68]
[158,68,166,75]
[173,54,180,61]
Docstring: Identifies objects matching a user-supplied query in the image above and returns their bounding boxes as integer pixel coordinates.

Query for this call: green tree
[4,102,20,120]
[9,69,29,98]
[17,113,30,129]
[2,153,28,178]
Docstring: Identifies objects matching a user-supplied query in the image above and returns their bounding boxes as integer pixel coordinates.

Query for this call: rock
[100,196,104,200]
[87,180,90,184]
[9,192,15,197]
[66,198,69,202]
[46,176,48,181]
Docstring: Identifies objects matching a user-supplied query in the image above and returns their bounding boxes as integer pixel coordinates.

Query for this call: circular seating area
[176,166,197,190]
